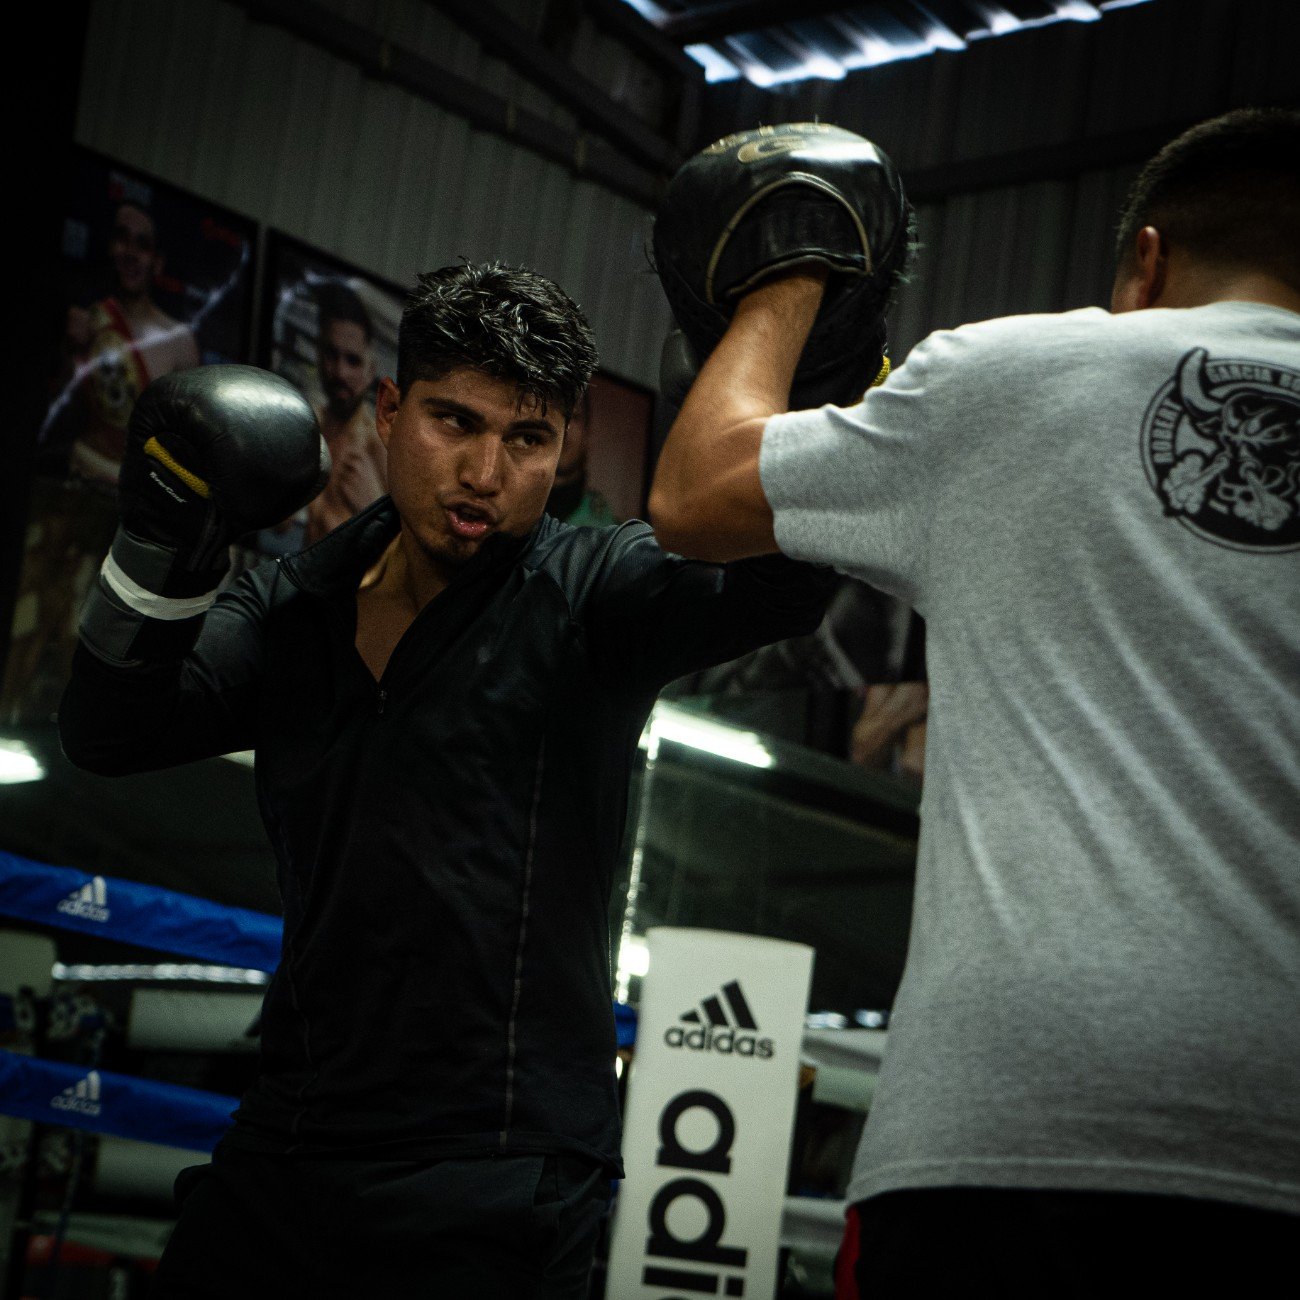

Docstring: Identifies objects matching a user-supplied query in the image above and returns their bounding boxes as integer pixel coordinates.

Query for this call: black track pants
[153,1145,610,1299]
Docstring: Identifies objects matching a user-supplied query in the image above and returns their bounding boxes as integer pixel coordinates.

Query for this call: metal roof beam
[237,0,665,208]
[426,0,684,172]
[658,0,870,45]
[578,0,706,77]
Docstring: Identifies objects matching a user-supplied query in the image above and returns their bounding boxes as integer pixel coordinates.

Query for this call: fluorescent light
[1054,0,1102,20]
[685,43,741,82]
[0,739,45,785]
[803,54,847,80]
[620,0,670,21]
[806,1011,850,1029]
[53,962,270,984]
[921,23,965,52]
[618,937,650,979]
[613,935,650,1003]
[221,750,256,768]
[640,702,774,770]
[675,0,1152,89]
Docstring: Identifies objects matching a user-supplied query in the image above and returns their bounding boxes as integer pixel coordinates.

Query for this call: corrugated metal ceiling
[622,0,1155,86]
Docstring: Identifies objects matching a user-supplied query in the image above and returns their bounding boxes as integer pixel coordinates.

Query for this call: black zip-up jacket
[59,499,834,1172]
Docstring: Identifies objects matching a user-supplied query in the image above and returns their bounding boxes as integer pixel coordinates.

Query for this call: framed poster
[253,232,404,557]
[547,369,655,526]
[2,150,256,725]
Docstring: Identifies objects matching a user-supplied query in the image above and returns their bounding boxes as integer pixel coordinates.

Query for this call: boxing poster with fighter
[549,369,655,527]
[2,149,256,725]
[252,233,405,559]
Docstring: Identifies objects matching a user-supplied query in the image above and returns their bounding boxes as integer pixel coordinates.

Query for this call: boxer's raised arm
[59,365,326,774]
[584,522,837,696]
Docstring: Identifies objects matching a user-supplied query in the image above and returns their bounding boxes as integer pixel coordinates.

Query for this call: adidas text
[664,1025,774,1058]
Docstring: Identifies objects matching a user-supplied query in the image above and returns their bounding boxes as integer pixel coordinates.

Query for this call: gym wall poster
[249,232,404,560]
[550,369,656,528]
[2,150,256,726]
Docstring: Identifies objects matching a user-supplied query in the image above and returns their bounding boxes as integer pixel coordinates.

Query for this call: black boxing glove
[653,122,911,408]
[80,365,329,666]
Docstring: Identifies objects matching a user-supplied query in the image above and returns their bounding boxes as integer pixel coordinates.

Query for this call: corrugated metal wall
[75,0,675,385]
[74,0,1297,382]
[701,0,1297,359]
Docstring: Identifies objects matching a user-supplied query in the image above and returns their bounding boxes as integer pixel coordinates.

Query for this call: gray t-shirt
[760,302,1300,1214]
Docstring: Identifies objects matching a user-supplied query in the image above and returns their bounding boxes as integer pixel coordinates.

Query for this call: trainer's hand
[80,365,328,665]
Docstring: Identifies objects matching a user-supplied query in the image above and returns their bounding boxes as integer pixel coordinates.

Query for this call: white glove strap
[100,552,220,621]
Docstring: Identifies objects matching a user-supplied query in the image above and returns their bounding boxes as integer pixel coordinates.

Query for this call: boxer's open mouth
[446,502,495,540]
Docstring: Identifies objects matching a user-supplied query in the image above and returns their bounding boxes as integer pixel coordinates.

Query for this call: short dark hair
[1115,108,1300,289]
[315,279,374,343]
[397,262,598,421]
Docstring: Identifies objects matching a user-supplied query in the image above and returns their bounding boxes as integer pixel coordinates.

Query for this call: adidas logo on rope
[56,876,110,924]
[51,1071,103,1118]
[664,979,774,1059]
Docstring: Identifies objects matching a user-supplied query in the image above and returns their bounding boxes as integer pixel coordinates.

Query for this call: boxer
[58,261,851,1297]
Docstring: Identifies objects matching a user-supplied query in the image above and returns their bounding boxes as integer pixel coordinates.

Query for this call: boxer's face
[377,367,564,569]
[318,319,374,416]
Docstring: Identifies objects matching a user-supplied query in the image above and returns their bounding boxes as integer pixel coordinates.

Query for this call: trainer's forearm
[651,272,826,555]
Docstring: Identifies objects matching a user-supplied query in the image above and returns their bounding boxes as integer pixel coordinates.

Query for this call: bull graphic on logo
[1143,348,1300,552]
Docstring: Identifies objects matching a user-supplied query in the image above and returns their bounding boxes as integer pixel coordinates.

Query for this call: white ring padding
[100,553,220,622]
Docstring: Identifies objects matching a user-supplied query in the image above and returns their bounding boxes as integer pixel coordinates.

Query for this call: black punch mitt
[653,122,912,407]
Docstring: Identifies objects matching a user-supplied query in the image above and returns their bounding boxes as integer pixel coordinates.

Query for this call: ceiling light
[685,43,741,82]
[620,0,670,22]
[1054,1,1103,19]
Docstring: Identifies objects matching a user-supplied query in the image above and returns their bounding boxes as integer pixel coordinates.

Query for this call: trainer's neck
[1158,263,1300,314]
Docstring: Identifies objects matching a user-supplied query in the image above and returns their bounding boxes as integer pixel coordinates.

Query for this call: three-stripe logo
[51,1070,103,1117]
[56,876,110,923]
[682,979,758,1032]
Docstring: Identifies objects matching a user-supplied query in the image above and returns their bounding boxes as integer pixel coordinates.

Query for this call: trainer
[649,110,1299,1295]
[57,262,849,1297]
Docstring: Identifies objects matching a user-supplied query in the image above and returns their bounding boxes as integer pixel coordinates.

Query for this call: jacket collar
[279,496,554,598]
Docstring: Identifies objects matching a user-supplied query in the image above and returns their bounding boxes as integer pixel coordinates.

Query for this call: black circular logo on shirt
[1141,348,1300,552]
